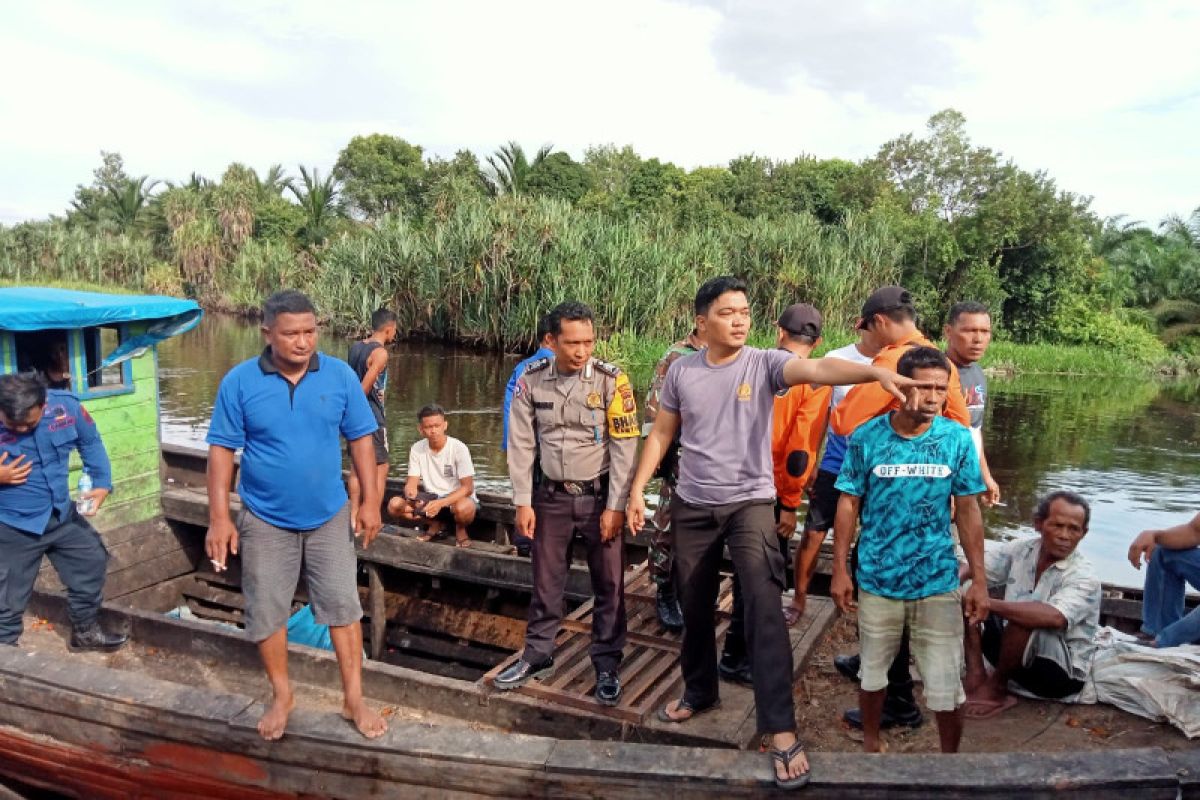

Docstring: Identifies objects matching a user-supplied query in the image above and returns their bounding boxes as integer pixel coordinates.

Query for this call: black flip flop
[770,739,810,790]
[656,698,721,724]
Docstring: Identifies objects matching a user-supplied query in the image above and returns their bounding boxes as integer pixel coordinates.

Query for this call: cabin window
[78,325,135,398]
[13,330,72,390]
[10,326,134,398]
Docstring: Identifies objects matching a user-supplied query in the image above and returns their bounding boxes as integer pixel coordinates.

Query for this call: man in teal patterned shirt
[830,346,990,754]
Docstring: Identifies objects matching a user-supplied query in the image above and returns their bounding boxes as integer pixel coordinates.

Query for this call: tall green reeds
[315,196,900,348]
[3,194,901,351]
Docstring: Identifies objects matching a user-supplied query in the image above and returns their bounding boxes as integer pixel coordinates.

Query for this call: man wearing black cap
[830,285,971,732]
[774,305,832,629]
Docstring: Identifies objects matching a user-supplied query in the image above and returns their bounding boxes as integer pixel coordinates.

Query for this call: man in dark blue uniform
[0,372,126,650]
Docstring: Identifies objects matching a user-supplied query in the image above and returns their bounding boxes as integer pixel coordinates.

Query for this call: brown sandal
[656,698,721,724]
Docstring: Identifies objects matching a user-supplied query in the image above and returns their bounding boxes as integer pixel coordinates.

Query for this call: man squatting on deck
[205,290,389,741]
[627,276,927,790]
[962,491,1101,718]
[496,302,638,708]
[388,403,479,547]
[0,373,127,651]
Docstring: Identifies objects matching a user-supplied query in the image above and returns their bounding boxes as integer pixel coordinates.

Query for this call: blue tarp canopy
[0,287,201,332]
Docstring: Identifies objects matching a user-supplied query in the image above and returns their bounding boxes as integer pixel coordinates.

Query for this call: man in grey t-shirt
[627,276,920,790]
[944,302,1000,505]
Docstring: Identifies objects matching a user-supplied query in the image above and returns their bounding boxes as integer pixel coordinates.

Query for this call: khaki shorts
[858,589,965,712]
[238,503,363,642]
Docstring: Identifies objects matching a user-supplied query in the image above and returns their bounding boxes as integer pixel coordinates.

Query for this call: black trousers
[522,485,626,672]
[0,507,109,644]
[673,497,795,734]
[724,504,794,664]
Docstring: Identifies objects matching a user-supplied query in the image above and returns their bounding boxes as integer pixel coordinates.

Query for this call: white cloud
[1,0,1196,226]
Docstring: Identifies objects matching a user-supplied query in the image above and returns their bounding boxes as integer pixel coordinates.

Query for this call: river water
[157,314,1200,589]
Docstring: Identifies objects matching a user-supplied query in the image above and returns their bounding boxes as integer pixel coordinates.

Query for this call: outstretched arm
[783,357,922,406]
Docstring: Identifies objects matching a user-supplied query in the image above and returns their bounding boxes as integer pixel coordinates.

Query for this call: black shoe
[494,657,554,690]
[717,653,754,686]
[842,703,925,730]
[834,653,861,682]
[656,586,684,632]
[69,622,128,652]
[595,670,621,706]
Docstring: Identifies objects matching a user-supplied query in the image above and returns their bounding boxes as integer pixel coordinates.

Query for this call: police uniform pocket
[48,426,75,458]
[579,410,603,444]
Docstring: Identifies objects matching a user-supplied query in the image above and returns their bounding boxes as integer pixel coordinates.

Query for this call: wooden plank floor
[481,563,836,747]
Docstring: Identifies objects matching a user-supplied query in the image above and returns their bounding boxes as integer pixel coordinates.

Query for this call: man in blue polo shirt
[205,290,387,742]
[0,372,126,651]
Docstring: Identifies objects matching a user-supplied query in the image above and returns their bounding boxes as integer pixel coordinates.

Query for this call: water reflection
[156,315,1200,587]
[985,375,1199,588]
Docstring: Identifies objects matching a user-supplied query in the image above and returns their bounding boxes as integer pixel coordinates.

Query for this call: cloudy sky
[2,1,1197,226]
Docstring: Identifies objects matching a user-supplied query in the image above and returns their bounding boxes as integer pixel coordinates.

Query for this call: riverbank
[5,279,1196,377]
[597,329,1200,378]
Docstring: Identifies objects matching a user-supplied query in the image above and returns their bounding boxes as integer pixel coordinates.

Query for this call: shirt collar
[258,347,320,375]
[1021,536,1078,572]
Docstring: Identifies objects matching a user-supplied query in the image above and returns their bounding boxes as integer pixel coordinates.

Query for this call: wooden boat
[0,288,1196,798]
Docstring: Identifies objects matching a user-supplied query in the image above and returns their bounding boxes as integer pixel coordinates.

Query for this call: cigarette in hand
[210,559,226,572]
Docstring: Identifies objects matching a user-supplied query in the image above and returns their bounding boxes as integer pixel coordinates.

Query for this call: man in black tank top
[348,308,397,528]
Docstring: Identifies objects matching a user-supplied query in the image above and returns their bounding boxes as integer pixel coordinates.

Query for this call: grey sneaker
[494,657,554,690]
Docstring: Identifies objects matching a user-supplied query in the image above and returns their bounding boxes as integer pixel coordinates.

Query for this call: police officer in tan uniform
[495,301,639,706]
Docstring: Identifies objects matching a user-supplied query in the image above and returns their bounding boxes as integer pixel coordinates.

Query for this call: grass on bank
[4,277,1194,377]
[596,328,1198,378]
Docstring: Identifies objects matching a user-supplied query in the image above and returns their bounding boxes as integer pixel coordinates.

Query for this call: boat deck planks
[482,563,836,744]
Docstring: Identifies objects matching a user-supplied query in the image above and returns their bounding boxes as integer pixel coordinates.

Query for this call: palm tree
[104,175,161,233]
[288,166,340,248]
[483,141,553,196]
[258,164,293,198]
[1159,205,1200,251]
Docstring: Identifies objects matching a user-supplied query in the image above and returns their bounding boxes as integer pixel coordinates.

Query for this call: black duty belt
[545,476,608,496]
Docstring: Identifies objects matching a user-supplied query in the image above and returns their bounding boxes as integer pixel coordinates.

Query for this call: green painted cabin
[0,288,202,536]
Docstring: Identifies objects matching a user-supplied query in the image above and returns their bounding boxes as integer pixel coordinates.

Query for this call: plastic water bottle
[76,470,94,515]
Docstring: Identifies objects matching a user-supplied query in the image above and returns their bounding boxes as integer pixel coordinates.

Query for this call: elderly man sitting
[1128,512,1200,648]
[962,491,1102,718]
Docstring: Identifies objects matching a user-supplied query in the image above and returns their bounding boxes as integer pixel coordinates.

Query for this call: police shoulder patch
[523,357,551,374]
[592,358,622,377]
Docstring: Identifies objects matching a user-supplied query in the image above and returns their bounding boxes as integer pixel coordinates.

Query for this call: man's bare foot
[342,699,388,739]
[962,669,988,694]
[963,695,1018,720]
[965,675,1008,705]
[257,691,295,741]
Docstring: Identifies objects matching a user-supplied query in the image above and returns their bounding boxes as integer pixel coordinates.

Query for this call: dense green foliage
[1,112,1197,370]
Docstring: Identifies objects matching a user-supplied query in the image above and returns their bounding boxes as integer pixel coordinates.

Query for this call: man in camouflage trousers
[643,328,705,631]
